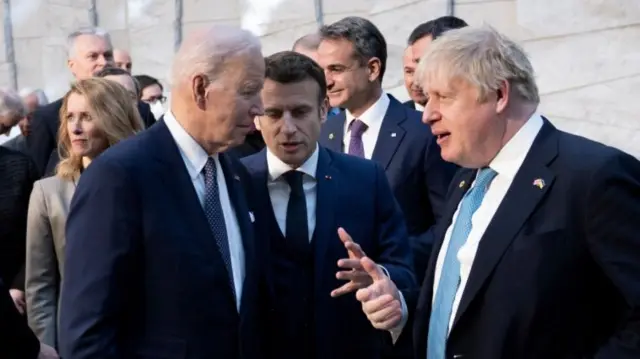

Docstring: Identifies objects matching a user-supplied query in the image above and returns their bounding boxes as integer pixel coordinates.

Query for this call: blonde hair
[416,25,539,104]
[56,78,144,180]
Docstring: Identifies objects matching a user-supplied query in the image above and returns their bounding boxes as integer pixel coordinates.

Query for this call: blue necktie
[202,157,235,296]
[427,167,497,359]
[283,170,309,253]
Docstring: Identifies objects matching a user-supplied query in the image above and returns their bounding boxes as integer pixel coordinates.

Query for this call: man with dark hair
[318,16,456,283]
[403,16,468,110]
[242,51,415,359]
[292,33,322,63]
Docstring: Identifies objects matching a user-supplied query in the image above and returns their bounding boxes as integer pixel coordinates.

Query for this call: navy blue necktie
[202,157,235,295]
[283,170,309,252]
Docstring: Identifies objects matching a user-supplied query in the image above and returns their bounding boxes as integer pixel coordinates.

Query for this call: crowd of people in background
[1,13,639,359]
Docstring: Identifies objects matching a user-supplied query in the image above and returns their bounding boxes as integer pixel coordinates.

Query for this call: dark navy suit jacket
[407,120,640,358]
[320,95,457,282]
[242,146,416,359]
[59,121,268,359]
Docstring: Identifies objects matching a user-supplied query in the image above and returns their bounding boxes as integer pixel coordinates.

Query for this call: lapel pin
[391,132,397,137]
[325,175,332,180]
[233,174,240,181]
[459,180,466,188]
[329,133,334,140]
[533,178,545,189]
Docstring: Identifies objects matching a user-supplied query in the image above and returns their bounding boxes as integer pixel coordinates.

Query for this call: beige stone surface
[525,25,640,95]
[183,0,239,23]
[14,38,43,89]
[10,0,45,39]
[455,0,536,41]
[96,0,128,31]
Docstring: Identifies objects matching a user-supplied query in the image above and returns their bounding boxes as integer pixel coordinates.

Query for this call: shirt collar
[266,143,320,181]
[414,102,425,112]
[163,110,218,180]
[488,113,544,180]
[345,92,390,128]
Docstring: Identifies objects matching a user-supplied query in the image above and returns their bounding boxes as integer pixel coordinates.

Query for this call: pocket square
[249,211,255,223]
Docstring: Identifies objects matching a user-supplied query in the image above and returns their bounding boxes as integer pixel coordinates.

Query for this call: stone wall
[1,0,638,156]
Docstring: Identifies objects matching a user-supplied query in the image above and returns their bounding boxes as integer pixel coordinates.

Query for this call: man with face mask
[135,74,166,120]
[26,27,156,177]
[242,51,415,359]
[59,25,269,359]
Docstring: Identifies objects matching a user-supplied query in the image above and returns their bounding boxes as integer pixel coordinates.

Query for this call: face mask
[150,101,165,120]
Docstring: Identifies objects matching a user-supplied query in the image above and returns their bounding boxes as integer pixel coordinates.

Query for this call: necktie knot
[203,157,217,183]
[473,167,497,192]
[283,170,304,196]
[349,119,368,138]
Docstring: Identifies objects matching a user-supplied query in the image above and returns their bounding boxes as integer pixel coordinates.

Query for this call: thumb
[361,256,384,281]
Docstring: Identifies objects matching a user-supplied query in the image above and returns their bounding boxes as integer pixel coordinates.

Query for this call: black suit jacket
[27,98,155,176]
[0,279,40,359]
[0,147,38,290]
[408,120,640,358]
[402,100,418,111]
[59,120,268,359]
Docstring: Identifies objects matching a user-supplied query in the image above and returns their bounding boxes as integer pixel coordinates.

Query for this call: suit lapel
[219,153,256,286]
[451,121,559,329]
[371,97,407,170]
[313,147,337,287]
[150,121,218,257]
[323,113,346,153]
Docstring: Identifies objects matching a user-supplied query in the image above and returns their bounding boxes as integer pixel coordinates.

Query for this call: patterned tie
[283,170,309,253]
[348,119,368,158]
[202,157,236,296]
[427,167,497,359]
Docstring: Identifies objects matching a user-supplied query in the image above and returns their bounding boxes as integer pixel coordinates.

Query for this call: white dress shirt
[393,114,544,338]
[433,114,543,331]
[414,102,425,112]
[164,111,246,310]
[265,145,319,240]
[343,93,390,159]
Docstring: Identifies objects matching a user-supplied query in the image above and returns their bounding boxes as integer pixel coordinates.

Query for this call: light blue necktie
[427,167,497,359]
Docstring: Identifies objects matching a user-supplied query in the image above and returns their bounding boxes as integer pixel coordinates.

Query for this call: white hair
[170,25,261,86]
[67,27,112,58]
[416,25,539,104]
[0,88,26,120]
[19,88,49,105]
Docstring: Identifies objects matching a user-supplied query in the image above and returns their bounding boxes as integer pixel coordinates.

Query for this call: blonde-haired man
[357,26,640,358]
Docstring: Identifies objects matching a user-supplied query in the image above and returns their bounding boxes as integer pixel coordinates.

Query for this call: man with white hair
[2,88,48,153]
[59,25,268,359]
[357,26,640,358]
[0,88,26,137]
[26,27,155,177]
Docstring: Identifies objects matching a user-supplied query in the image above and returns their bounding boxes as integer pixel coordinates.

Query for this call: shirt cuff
[389,290,408,344]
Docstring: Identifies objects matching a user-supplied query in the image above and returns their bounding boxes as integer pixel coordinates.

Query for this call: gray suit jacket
[25,175,76,349]
[2,135,28,154]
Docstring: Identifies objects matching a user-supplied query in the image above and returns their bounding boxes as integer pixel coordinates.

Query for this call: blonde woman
[25,78,144,349]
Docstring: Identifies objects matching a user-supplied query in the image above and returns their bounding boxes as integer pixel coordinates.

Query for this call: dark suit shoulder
[33,98,63,117]
[240,150,266,173]
[0,146,34,168]
[553,128,637,172]
[324,147,381,175]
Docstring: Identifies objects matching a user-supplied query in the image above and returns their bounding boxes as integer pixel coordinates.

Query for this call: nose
[282,113,297,135]
[423,101,440,126]
[324,70,334,88]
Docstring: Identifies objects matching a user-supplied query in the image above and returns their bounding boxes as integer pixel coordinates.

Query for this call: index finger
[337,227,352,244]
[361,256,385,281]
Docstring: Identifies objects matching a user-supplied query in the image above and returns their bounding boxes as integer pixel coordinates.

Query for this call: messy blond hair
[416,25,539,104]
[56,78,144,180]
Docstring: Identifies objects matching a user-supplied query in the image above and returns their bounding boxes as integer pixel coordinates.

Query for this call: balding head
[170,25,265,155]
[292,33,322,63]
[113,49,132,72]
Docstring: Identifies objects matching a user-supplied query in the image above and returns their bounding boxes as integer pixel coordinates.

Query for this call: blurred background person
[113,49,132,72]
[0,88,34,316]
[135,74,166,120]
[404,16,468,111]
[3,89,49,153]
[25,78,144,350]
[95,67,140,101]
